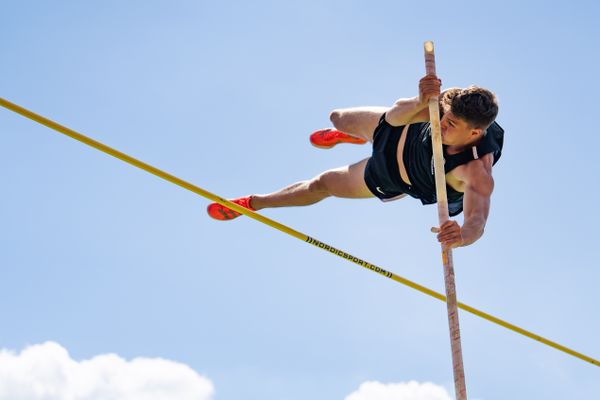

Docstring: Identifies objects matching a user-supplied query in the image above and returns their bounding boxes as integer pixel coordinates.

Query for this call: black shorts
[364,114,413,202]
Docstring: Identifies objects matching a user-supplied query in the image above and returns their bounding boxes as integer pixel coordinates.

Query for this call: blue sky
[1,1,599,399]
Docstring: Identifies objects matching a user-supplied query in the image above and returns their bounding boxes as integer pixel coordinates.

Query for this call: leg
[251,158,374,210]
[329,106,389,142]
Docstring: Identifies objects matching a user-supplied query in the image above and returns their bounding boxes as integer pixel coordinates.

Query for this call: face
[440,111,482,147]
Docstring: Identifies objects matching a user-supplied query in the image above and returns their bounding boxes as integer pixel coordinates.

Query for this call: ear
[471,128,483,137]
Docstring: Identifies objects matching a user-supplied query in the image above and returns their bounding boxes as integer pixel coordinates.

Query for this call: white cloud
[0,341,214,400]
[345,380,452,400]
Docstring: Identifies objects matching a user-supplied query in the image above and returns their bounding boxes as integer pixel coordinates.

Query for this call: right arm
[385,75,442,127]
[385,96,430,126]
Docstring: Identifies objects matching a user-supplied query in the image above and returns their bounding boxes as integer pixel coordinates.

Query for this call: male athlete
[207,75,503,249]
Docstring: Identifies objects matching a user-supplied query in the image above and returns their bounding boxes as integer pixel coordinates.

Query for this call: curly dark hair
[440,86,498,129]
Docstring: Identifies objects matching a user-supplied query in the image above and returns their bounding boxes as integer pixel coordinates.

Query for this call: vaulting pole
[424,41,468,400]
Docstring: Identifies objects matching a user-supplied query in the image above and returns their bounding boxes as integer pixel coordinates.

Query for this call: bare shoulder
[450,153,494,195]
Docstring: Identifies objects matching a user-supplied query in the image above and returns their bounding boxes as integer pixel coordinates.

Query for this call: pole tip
[424,41,434,54]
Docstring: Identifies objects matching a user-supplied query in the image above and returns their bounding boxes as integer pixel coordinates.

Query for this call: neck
[445,135,483,155]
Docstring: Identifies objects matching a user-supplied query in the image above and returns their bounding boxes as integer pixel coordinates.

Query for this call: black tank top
[403,121,504,216]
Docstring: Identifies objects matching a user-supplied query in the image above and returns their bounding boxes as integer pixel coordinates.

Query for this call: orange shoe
[310,128,367,149]
[207,196,255,221]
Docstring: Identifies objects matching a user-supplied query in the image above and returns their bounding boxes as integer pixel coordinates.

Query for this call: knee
[330,109,357,133]
[308,172,333,195]
[329,110,343,128]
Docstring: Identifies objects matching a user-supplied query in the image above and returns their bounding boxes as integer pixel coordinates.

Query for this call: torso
[396,124,494,193]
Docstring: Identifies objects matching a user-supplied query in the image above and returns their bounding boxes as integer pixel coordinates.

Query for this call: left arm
[435,157,494,248]
[460,168,494,246]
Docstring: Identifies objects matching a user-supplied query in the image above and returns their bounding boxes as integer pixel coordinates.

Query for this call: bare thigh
[317,158,374,199]
[330,106,388,142]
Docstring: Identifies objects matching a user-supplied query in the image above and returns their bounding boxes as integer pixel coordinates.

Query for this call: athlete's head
[440,86,498,147]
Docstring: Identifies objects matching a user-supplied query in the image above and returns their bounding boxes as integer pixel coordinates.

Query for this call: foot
[309,128,367,149]
[207,196,255,221]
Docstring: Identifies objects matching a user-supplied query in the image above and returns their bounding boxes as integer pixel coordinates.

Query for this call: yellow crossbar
[1,96,598,368]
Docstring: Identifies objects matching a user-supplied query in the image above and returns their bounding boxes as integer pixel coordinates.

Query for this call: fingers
[420,81,441,94]
[437,222,460,240]
[420,75,442,87]
[434,220,457,232]
[419,75,442,104]
[420,74,441,84]
[420,74,441,83]
[431,220,463,249]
